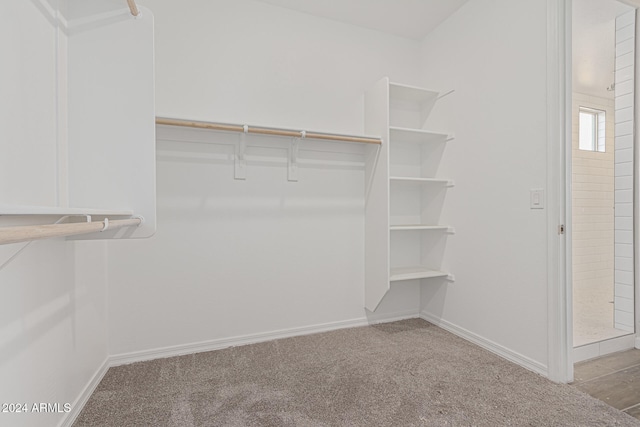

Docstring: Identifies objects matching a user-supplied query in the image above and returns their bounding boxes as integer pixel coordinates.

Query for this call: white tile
[616,243,634,258]
[573,343,600,363]
[616,93,634,109]
[617,38,635,56]
[615,148,634,164]
[615,310,634,328]
[617,24,635,43]
[614,322,635,333]
[616,79,634,96]
[615,230,634,245]
[615,257,634,271]
[616,11,636,30]
[615,217,633,231]
[615,189,633,203]
[615,282,634,299]
[615,202,633,217]
[616,65,634,84]
[615,162,633,177]
[616,52,635,70]
[615,269,634,284]
[615,176,633,190]
[616,106,633,123]
[615,134,633,150]
[615,296,635,313]
[615,121,633,137]
[599,334,636,354]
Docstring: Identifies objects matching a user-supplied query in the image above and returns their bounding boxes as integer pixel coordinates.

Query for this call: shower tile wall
[572,92,620,347]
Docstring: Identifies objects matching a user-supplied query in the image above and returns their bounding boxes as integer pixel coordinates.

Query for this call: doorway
[572,0,636,362]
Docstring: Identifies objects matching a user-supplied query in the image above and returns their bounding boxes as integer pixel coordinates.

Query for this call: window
[579,107,606,152]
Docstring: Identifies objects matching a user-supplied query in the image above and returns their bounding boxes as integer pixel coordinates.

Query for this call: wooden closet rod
[127,0,140,16]
[0,218,142,246]
[156,117,382,145]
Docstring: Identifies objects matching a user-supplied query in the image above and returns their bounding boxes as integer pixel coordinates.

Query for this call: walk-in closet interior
[2,0,639,425]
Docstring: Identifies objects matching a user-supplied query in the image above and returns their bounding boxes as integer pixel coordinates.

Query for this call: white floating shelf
[389,82,439,104]
[0,205,133,217]
[389,127,450,144]
[390,177,454,186]
[390,225,455,233]
[390,266,452,282]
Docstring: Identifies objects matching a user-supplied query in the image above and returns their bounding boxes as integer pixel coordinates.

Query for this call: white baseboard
[109,309,420,367]
[58,357,110,427]
[420,310,548,377]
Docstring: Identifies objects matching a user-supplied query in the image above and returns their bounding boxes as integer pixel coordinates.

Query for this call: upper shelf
[389,127,450,144]
[0,205,133,217]
[389,82,439,105]
[390,225,454,232]
[390,177,454,186]
[390,266,450,282]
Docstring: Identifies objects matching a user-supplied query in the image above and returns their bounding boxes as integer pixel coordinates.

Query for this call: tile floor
[573,349,640,420]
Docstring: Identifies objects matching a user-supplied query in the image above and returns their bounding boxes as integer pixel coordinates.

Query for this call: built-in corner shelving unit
[364,77,454,312]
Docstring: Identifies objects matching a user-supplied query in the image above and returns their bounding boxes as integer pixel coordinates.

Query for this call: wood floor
[573,349,640,420]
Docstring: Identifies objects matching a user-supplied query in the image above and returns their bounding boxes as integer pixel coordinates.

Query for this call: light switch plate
[530,188,544,209]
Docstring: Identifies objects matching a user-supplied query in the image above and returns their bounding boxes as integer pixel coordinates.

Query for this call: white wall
[417,0,550,371]
[108,0,423,357]
[0,0,58,207]
[0,3,111,426]
[0,218,108,427]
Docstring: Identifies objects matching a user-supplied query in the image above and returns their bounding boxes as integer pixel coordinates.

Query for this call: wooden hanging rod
[126,0,140,17]
[0,218,142,246]
[156,117,382,145]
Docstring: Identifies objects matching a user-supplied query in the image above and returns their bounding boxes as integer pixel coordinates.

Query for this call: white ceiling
[573,0,634,99]
[252,0,469,41]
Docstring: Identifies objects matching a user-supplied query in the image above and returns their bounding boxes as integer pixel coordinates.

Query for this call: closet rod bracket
[235,127,248,180]
[288,133,303,182]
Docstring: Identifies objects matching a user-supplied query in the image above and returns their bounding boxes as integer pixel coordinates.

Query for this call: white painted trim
[419,311,548,377]
[573,334,635,363]
[58,357,110,427]
[110,309,420,367]
[547,0,573,384]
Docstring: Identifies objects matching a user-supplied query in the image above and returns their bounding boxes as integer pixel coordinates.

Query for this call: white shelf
[390,266,449,282]
[390,225,454,232]
[389,127,449,144]
[390,177,454,186]
[0,205,133,216]
[389,82,439,104]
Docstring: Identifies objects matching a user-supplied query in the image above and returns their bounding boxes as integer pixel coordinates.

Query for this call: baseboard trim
[420,311,548,377]
[110,309,420,367]
[58,357,110,427]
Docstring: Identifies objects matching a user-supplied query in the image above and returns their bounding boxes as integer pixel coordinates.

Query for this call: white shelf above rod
[156,117,382,145]
[0,217,142,246]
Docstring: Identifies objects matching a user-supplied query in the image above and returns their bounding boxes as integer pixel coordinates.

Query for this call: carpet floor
[74,319,640,426]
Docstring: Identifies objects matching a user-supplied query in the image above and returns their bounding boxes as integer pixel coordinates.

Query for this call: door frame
[550,0,640,383]
[547,0,573,383]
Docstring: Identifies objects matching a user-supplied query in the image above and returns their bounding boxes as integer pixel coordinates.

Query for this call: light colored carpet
[74,319,640,426]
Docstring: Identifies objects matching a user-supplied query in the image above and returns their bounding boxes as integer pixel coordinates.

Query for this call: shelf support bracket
[235,126,247,180]
[288,132,302,182]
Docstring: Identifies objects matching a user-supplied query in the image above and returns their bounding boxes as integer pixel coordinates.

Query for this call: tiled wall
[614,10,635,332]
[572,92,615,313]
